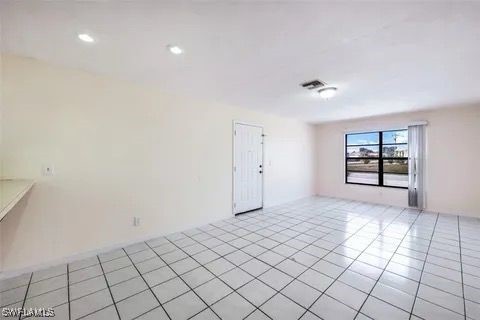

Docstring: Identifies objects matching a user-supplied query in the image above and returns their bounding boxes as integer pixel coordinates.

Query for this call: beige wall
[0,55,315,273]
[0,48,3,271]
[2,53,479,275]
[315,105,480,216]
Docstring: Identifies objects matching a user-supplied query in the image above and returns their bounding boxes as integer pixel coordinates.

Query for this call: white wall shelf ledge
[0,179,35,222]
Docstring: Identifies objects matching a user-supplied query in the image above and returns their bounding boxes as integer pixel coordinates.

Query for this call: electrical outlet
[133,217,141,227]
[42,165,55,176]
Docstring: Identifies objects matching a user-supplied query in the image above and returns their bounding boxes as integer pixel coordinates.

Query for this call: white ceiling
[1,1,480,123]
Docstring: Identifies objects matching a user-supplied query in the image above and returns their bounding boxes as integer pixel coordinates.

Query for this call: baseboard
[0,195,315,280]
[263,193,316,208]
[0,217,225,280]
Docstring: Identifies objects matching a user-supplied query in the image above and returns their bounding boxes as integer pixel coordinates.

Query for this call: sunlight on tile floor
[1,197,479,320]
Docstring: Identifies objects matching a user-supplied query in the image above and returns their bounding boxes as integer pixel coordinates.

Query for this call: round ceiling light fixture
[78,33,95,43]
[167,45,184,55]
[318,87,337,99]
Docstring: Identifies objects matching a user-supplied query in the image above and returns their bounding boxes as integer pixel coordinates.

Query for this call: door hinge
[234,130,237,135]
[233,166,236,172]
[233,203,236,208]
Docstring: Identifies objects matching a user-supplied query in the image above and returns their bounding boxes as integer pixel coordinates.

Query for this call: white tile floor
[1,196,480,320]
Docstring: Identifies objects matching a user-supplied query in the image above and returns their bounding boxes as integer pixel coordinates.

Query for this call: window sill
[345,182,408,190]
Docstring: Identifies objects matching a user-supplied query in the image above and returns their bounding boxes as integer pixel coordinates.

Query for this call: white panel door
[233,123,263,214]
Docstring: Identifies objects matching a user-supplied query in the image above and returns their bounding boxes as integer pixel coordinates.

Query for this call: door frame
[232,120,264,215]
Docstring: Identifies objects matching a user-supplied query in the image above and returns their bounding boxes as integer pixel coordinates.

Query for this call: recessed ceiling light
[167,45,183,55]
[318,87,337,99]
[78,33,95,43]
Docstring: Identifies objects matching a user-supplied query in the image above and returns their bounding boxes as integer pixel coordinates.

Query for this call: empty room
[1,1,479,320]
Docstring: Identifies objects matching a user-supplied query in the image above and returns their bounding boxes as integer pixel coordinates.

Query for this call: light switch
[133,217,141,226]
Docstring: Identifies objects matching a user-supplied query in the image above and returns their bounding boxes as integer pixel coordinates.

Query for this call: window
[345,129,408,188]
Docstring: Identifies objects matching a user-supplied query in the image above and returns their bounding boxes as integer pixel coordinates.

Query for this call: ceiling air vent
[300,79,326,90]
[300,79,338,99]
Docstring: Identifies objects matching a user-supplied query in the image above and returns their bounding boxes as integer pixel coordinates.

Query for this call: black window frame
[345,129,408,189]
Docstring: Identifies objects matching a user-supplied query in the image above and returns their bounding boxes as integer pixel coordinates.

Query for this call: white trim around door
[232,121,264,215]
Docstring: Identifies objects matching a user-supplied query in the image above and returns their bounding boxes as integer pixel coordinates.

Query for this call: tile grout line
[17,273,33,320]
[162,200,358,319]
[76,289,152,320]
[133,205,470,307]
[4,200,478,284]
[5,248,369,318]
[96,255,122,320]
[22,223,472,298]
[4,198,478,320]
[55,219,478,302]
[296,206,410,320]
[253,205,406,319]
[162,205,343,319]
[457,216,467,320]
[68,265,142,304]
[144,241,225,320]
[159,241,273,320]
[190,202,404,319]
[10,205,438,320]
[198,203,368,318]
[67,264,71,320]
[0,202,379,297]
[408,212,440,320]
[121,248,173,320]
[352,209,423,319]
[69,203,337,320]
[374,238,480,292]
[238,203,416,319]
